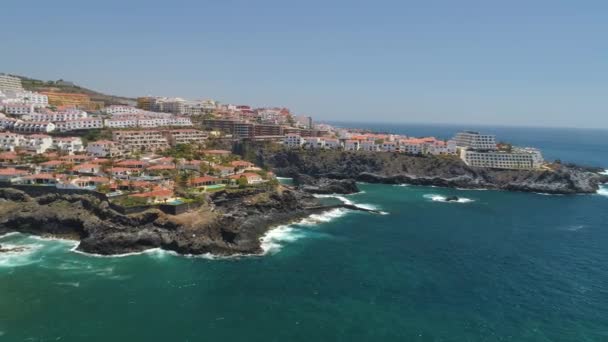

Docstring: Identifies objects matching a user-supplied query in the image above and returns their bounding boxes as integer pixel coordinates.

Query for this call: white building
[1,91,48,108]
[86,140,121,157]
[0,74,23,92]
[12,121,56,133]
[360,140,379,152]
[54,118,103,132]
[4,103,36,115]
[461,148,544,170]
[30,110,87,122]
[323,138,341,149]
[380,141,398,152]
[452,131,497,151]
[0,132,25,151]
[344,140,360,151]
[23,134,54,153]
[102,105,143,115]
[104,117,138,128]
[303,137,325,149]
[284,134,304,148]
[52,137,85,154]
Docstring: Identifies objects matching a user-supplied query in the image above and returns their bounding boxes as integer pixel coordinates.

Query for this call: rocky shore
[0,186,377,256]
[250,148,608,195]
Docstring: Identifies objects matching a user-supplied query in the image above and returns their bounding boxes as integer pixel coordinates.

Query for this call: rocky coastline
[0,186,377,256]
[249,148,608,195]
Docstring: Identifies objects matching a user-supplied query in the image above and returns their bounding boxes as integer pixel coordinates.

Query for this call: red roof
[0,168,28,176]
[146,164,175,171]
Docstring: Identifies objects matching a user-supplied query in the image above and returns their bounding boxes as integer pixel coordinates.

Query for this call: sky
[1,0,607,128]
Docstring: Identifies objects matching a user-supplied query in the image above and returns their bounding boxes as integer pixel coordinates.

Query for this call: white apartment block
[360,140,379,152]
[163,129,207,146]
[303,137,325,149]
[24,134,54,154]
[461,148,544,170]
[86,140,121,157]
[0,132,25,151]
[1,91,48,108]
[324,138,341,149]
[284,134,304,148]
[4,103,36,115]
[104,118,138,128]
[344,140,360,151]
[30,110,87,122]
[398,142,423,154]
[52,137,85,154]
[380,141,398,152]
[54,118,103,132]
[453,131,497,150]
[0,74,24,92]
[102,105,143,115]
[112,130,170,152]
[12,122,56,133]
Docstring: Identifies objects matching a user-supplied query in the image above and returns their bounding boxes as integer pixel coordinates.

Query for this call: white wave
[455,187,488,191]
[0,232,20,239]
[597,186,608,197]
[55,282,81,288]
[423,194,474,203]
[0,243,45,268]
[70,246,164,258]
[260,225,303,254]
[299,208,347,225]
[393,184,409,187]
[312,194,387,213]
[599,169,608,175]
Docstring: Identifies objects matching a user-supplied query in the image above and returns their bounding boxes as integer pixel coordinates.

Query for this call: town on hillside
[0,73,546,208]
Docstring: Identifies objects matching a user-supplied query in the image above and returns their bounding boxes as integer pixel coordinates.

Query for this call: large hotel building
[453,131,544,170]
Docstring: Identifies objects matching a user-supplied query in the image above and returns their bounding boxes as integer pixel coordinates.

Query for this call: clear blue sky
[2,0,607,128]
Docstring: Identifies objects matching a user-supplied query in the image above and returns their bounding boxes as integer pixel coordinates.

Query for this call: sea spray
[423,194,475,203]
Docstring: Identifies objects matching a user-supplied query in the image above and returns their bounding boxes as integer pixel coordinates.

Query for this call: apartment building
[52,137,85,154]
[104,117,138,128]
[303,137,325,149]
[0,74,24,92]
[112,130,170,152]
[0,132,25,151]
[30,110,88,122]
[86,140,121,157]
[54,118,103,132]
[284,133,304,148]
[4,103,36,115]
[12,122,56,133]
[1,91,48,107]
[461,148,544,169]
[453,131,497,151]
[24,134,54,153]
[102,105,143,115]
[162,129,207,146]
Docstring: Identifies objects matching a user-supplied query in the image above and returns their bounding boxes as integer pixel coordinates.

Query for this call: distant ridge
[10,74,136,107]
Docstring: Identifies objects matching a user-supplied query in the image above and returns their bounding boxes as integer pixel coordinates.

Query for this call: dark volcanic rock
[293,174,360,194]
[0,186,375,257]
[445,196,459,202]
[249,148,607,194]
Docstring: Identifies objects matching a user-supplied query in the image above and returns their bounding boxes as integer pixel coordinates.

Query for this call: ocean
[1,124,608,341]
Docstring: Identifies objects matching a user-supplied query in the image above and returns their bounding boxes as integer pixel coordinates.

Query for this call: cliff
[249,149,608,194]
[0,186,373,256]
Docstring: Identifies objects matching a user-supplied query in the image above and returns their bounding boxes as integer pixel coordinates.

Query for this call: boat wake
[423,194,474,203]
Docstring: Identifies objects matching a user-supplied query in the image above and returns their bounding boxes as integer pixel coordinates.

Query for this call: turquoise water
[1,125,608,341]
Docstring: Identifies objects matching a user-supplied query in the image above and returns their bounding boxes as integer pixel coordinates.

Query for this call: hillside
[13,74,136,107]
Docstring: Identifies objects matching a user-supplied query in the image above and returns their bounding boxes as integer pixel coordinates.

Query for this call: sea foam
[597,185,608,197]
[312,194,387,214]
[423,194,474,203]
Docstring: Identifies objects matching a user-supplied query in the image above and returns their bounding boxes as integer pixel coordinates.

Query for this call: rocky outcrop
[250,149,608,194]
[0,186,377,256]
[293,174,360,194]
